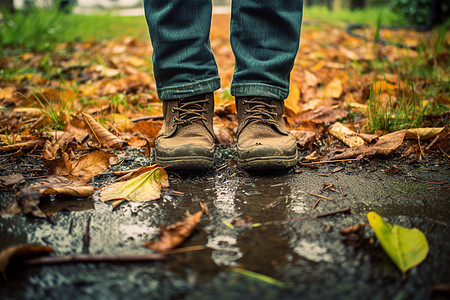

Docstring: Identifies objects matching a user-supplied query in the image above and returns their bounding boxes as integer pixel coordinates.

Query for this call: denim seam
[159,77,220,93]
[231,83,288,93]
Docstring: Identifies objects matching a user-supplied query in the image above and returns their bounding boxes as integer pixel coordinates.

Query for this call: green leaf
[100,166,169,203]
[230,268,285,287]
[367,212,429,274]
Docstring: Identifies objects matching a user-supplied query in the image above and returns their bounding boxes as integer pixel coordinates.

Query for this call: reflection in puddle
[206,235,242,266]
[119,224,158,241]
[207,177,242,266]
[294,240,333,263]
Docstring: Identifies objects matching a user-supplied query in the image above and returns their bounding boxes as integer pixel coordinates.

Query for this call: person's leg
[144,0,220,100]
[230,0,303,170]
[143,0,219,170]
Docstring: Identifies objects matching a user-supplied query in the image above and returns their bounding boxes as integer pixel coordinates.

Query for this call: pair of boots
[154,92,297,171]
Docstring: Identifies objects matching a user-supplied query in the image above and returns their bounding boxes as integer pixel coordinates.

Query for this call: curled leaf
[367,212,429,275]
[329,122,365,147]
[100,165,169,203]
[143,211,203,253]
[82,112,124,149]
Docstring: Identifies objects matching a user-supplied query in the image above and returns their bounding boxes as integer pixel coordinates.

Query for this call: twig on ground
[309,193,335,201]
[21,253,167,266]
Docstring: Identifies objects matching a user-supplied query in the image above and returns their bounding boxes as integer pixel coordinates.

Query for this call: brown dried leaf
[332,130,406,160]
[0,140,44,152]
[44,152,73,176]
[67,150,112,182]
[0,173,25,186]
[137,120,161,140]
[292,130,316,149]
[82,112,124,149]
[214,124,234,145]
[43,139,60,160]
[0,244,56,279]
[142,211,203,253]
[4,176,95,218]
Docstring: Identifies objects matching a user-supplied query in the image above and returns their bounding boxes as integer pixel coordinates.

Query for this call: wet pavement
[1,147,449,299]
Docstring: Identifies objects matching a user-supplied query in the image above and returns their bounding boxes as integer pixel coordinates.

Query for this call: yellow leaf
[405,127,444,140]
[100,165,169,203]
[285,85,301,114]
[367,212,429,275]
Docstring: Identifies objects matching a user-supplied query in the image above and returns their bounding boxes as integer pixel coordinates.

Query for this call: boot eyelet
[242,100,246,105]
[171,107,175,113]
[205,121,209,125]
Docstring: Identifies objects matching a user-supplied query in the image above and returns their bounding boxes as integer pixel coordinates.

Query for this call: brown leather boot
[236,96,297,170]
[154,93,215,170]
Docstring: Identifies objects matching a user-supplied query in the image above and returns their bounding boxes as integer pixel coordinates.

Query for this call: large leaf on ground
[332,130,405,160]
[100,165,169,203]
[142,211,203,253]
[67,150,113,182]
[367,212,429,274]
[0,244,55,279]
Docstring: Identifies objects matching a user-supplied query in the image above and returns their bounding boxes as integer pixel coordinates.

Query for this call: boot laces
[243,97,277,126]
[173,96,209,126]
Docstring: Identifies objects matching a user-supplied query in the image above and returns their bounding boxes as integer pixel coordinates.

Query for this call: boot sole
[155,155,214,170]
[238,154,297,171]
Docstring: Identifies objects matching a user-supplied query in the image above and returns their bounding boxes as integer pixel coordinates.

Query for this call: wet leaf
[367,212,429,275]
[0,244,55,280]
[142,211,203,253]
[4,176,95,218]
[82,112,124,149]
[100,165,169,203]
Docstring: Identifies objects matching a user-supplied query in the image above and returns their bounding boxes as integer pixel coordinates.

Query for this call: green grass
[304,6,407,26]
[366,76,429,133]
[0,8,148,53]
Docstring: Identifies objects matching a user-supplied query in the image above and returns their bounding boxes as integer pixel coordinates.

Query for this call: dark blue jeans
[144,0,303,100]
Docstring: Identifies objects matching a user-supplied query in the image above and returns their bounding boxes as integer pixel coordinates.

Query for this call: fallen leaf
[367,211,429,275]
[142,211,203,253]
[329,122,365,147]
[285,85,301,114]
[0,173,25,186]
[357,133,379,144]
[82,112,124,149]
[324,78,343,98]
[291,130,316,149]
[214,124,233,145]
[405,127,444,140]
[332,130,405,160]
[0,244,56,280]
[4,176,95,218]
[67,150,113,182]
[137,120,161,140]
[100,165,169,203]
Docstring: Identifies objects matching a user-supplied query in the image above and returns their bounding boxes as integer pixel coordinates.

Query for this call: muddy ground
[0,147,449,299]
